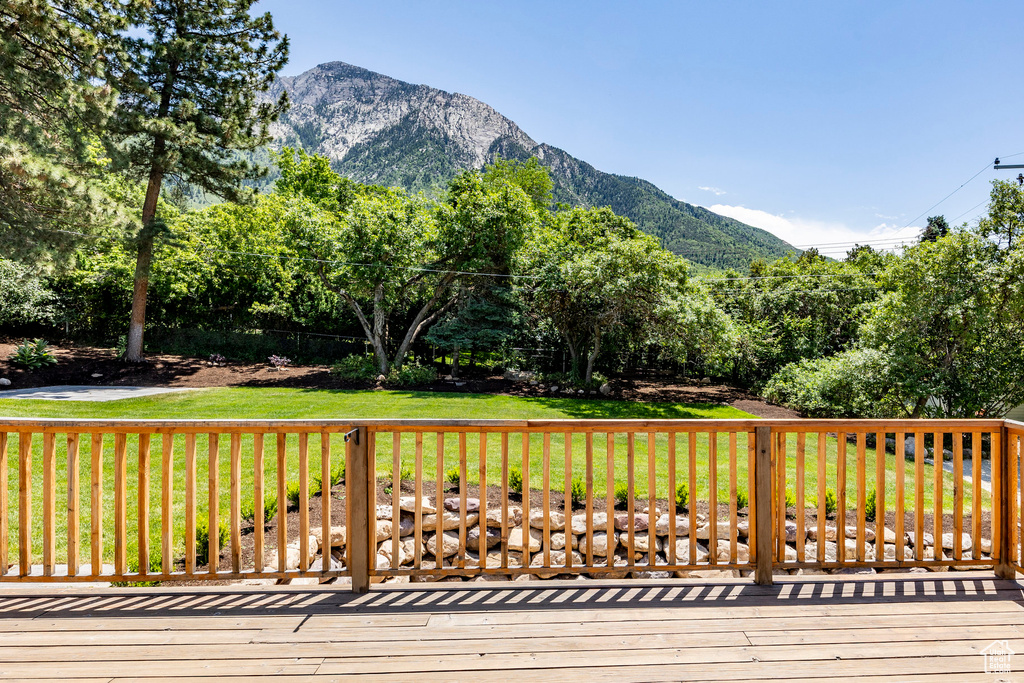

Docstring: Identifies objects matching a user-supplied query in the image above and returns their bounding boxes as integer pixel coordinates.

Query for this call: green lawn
[0,388,988,566]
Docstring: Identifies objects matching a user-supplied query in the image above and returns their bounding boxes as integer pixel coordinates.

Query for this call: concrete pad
[0,385,193,402]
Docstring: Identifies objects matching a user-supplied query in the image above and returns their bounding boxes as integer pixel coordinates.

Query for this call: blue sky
[259,1,1024,254]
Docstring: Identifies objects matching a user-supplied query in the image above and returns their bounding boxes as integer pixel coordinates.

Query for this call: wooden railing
[0,418,1020,590]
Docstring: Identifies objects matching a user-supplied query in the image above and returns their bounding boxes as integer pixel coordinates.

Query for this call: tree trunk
[910,395,929,419]
[451,347,460,378]
[124,166,163,362]
[584,327,602,384]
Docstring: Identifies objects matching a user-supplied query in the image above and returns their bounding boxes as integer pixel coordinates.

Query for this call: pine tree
[0,0,130,259]
[110,0,288,361]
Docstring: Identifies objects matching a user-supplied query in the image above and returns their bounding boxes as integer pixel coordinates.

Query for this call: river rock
[716,540,750,563]
[467,525,502,551]
[672,538,709,564]
[622,532,661,554]
[655,514,691,537]
[397,515,415,537]
[549,531,578,550]
[423,511,479,531]
[695,522,733,541]
[374,520,393,542]
[311,525,347,549]
[941,532,973,551]
[906,531,934,547]
[485,506,523,527]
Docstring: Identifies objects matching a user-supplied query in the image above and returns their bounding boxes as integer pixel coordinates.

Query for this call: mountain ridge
[266,61,795,269]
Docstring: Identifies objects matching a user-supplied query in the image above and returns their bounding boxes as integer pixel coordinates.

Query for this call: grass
[0,388,987,564]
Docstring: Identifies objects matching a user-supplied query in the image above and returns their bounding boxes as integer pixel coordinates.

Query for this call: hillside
[267,62,794,269]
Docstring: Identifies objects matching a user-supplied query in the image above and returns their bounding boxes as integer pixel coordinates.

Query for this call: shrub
[330,460,345,486]
[268,354,291,370]
[445,466,462,488]
[865,487,877,522]
[8,339,58,370]
[241,499,256,524]
[784,490,796,509]
[735,489,749,510]
[331,354,378,381]
[286,481,301,509]
[385,362,437,387]
[567,475,586,509]
[309,473,323,498]
[675,481,689,509]
[508,466,523,495]
[614,482,629,508]
[763,348,898,418]
[263,497,278,524]
[195,519,229,566]
[812,488,839,518]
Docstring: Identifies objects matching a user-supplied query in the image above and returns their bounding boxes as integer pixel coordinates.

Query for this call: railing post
[348,426,371,593]
[995,423,1014,579]
[754,426,773,586]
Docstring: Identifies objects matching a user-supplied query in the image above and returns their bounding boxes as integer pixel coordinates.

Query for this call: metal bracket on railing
[344,428,360,445]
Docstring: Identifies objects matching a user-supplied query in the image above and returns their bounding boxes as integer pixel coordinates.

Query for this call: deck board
[0,572,1020,680]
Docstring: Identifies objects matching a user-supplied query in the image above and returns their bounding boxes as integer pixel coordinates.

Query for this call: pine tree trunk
[124,167,163,362]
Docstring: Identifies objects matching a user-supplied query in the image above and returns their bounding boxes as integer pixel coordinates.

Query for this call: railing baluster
[774,431,785,563]
[276,434,287,574]
[391,433,400,570]
[500,433,508,570]
[836,432,847,568]
[953,431,963,561]
[933,431,943,563]
[563,432,572,570]
[709,431,718,566]
[207,434,219,575]
[856,432,865,563]
[42,433,55,576]
[585,431,594,568]
[522,432,531,571]
[687,431,697,565]
[667,432,676,566]
[606,433,615,571]
[161,434,174,576]
[114,433,128,576]
[320,432,329,576]
[185,434,196,575]
[478,432,487,566]
[875,431,885,563]
[729,432,738,565]
[298,433,309,572]
[138,434,151,576]
[542,433,551,568]
[795,432,804,563]
[626,432,635,568]
[971,431,982,560]
[0,432,7,577]
[748,432,757,563]
[648,432,656,568]
[436,433,445,569]
[415,432,424,569]
[914,430,925,563]
[817,433,826,565]
[229,433,241,574]
[458,432,468,569]
[895,432,905,566]
[253,434,264,574]
[18,433,32,577]
[1009,431,1019,568]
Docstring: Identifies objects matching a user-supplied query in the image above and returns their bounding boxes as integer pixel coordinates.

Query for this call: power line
[900,161,992,230]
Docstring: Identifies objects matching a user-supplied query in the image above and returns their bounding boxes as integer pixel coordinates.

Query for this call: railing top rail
[0,416,1011,433]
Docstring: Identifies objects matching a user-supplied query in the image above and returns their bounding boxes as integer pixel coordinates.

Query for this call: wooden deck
[0,573,1021,681]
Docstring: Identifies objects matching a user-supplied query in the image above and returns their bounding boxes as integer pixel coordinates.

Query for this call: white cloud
[698,186,727,196]
[707,204,922,256]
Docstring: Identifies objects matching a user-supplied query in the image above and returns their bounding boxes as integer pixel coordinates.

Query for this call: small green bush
[241,499,256,524]
[8,338,58,370]
[385,362,437,387]
[263,497,278,524]
[763,348,899,418]
[675,481,689,509]
[445,465,462,487]
[330,460,345,486]
[865,487,877,522]
[735,489,749,510]
[245,497,278,525]
[567,475,586,509]
[286,481,301,509]
[508,466,523,495]
[784,490,796,509]
[310,473,323,498]
[330,355,378,381]
[812,488,839,518]
[614,482,629,508]
[195,519,229,566]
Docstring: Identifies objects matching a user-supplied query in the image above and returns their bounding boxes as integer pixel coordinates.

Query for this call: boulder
[375,505,393,520]
[422,511,479,531]
[599,383,612,396]
[806,526,837,542]
[783,521,799,543]
[716,540,750,563]
[622,532,661,554]
[529,551,584,578]
[485,506,523,527]
[695,522,733,541]
[571,512,609,534]
[444,497,480,513]
[906,531,934,548]
[940,532,973,551]
[507,527,543,553]
[671,538,709,564]
[397,514,415,537]
[399,496,436,514]
[467,525,502,551]
[631,570,673,579]
[422,531,460,558]
[655,514,690,537]
[374,519,393,543]
[614,513,649,532]
[682,569,741,579]
[529,509,565,530]
[311,525,347,549]
[578,531,618,557]
[549,532,578,551]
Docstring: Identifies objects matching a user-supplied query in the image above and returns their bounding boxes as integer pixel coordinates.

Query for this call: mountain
[266,62,795,270]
